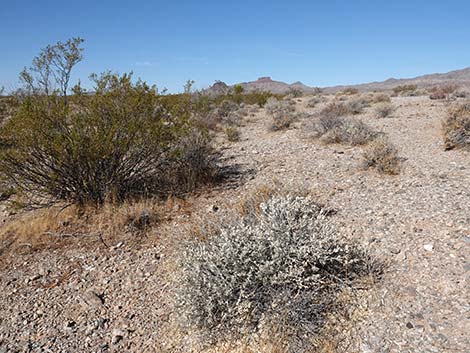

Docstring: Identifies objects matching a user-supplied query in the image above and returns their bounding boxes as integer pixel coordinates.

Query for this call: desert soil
[0,95,468,352]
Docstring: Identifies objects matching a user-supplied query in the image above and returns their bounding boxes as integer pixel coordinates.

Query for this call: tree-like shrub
[177,196,380,351]
[0,73,218,205]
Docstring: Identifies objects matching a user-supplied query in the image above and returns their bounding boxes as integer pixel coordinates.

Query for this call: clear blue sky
[1,0,469,93]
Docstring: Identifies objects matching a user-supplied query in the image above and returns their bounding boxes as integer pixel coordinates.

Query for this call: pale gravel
[0,95,469,352]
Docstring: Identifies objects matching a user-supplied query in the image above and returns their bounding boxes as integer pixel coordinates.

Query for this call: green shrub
[177,196,381,350]
[0,73,219,206]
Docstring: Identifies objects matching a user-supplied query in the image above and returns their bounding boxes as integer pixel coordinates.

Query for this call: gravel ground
[0,95,468,352]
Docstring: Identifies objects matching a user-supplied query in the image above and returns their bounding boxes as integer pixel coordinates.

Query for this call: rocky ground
[0,95,468,352]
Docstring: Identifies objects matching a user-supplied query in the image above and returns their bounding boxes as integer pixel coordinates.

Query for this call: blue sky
[1,0,469,93]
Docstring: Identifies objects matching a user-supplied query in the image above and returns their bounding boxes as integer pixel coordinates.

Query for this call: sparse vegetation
[265,97,297,131]
[306,95,325,108]
[341,87,359,95]
[320,101,349,118]
[177,195,381,351]
[375,103,395,118]
[429,84,458,100]
[312,116,377,146]
[393,84,418,96]
[224,126,240,142]
[362,137,401,174]
[443,101,470,150]
[372,93,391,103]
[320,97,368,118]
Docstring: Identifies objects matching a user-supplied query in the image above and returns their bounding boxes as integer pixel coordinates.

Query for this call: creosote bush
[177,196,381,351]
[362,137,401,174]
[0,73,219,206]
[265,97,297,131]
[443,101,470,150]
[311,116,377,146]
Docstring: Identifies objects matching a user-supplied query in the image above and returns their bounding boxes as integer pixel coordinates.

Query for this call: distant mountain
[323,67,470,93]
[203,67,470,95]
[203,77,315,95]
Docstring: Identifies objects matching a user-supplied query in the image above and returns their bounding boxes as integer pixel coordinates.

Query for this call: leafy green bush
[0,73,219,206]
[177,196,381,350]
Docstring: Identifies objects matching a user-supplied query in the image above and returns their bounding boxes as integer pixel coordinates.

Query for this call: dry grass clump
[372,93,391,103]
[392,84,418,96]
[225,126,240,142]
[443,101,470,150]
[374,103,396,118]
[306,95,325,108]
[320,101,349,118]
[429,84,458,100]
[265,97,297,131]
[343,96,369,114]
[341,87,359,95]
[0,198,167,252]
[312,116,377,146]
[320,97,368,118]
[176,195,381,352]
[362,137,401,175]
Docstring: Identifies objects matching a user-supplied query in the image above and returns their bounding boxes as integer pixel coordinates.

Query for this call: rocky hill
[203,76,315,95]
[204,67,470,95]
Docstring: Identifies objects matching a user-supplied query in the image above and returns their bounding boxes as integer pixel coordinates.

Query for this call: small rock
[82,290,105,308]
[111,328,127,344]
[64,320,76,330]
[423,244,434,252]
[207,204,219,213]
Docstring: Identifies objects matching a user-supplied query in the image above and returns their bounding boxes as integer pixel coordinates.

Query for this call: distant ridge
[203,67,470,95]
[203,76,316,95]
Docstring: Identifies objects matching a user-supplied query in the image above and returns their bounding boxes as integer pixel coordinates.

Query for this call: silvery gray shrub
[177,196,379,349]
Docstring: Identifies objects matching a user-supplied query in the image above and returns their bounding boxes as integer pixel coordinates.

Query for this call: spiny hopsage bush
[177,196,382,351]
[0,73,219,206]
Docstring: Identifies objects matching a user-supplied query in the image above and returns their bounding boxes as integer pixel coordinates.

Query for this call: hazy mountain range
[204,67,470,95]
